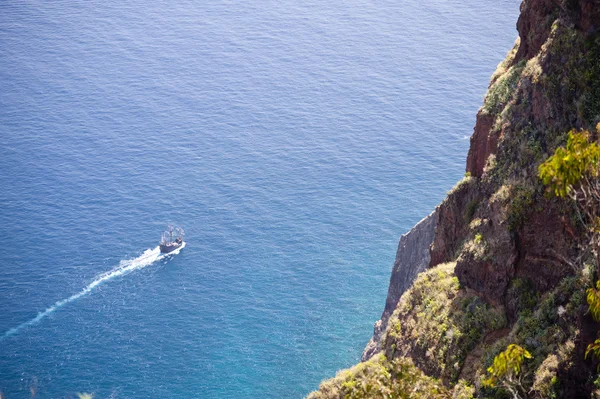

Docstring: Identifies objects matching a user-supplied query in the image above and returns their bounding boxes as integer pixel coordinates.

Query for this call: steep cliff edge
[308,0,600,397]
[361,210,437,361]
[434,0,600,307]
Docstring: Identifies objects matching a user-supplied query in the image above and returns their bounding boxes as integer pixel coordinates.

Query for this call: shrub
[581,35,600,125]
[307,354,448,399]
[585,339,600,371]
[587,280,600,322]
[506,185,535,232]
[483,344,532,398]
[383,263,505,383]
[482,60,526,115]
[539,130,600,198]
[539,129,600,269]
[464,199,480,224]
[452,380,475,399]
[585,280,600,368]
[531,354,559,398]
[510,278,538,312]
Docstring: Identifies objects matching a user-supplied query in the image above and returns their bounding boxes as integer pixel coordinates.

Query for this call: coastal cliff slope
[307,0,600,397]
[361,210,437,362]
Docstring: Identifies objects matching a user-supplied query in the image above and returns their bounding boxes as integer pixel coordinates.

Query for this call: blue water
[0,1,519,397]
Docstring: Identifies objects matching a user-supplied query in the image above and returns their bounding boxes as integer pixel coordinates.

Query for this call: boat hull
[160,241,183,253]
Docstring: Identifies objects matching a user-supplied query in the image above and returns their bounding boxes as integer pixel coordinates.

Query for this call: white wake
[1,242,185,340]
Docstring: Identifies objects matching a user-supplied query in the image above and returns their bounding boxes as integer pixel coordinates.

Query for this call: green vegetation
[585,338,600,371]
[452,380,476,399]
[540,128,600,269]
[581,34,600,125]
[506,185,536,232]
[448,175,475,196]
[311,261,591,398]
[587,280,600,322]
[513,272,586,355]
[586,280,600,368]
[539,127,600,382]
[383,263,505,383]
[539,130,600,198]
[531,353,560,399]
[507,278,539,317]
[464,198,480,224]
[482,60,526,115]
[306,354,449,399]
[463,233,488,261]
[479,270,589,398]
[474,233,483,245]
[483,344,532,398]
[311,7,600,399]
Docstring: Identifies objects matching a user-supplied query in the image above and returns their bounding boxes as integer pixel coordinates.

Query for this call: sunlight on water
[0,0,520,397]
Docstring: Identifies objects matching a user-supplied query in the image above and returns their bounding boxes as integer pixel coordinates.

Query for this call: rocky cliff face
[361,210,437,361]
[308,0,600,397]
[435,0,600,308]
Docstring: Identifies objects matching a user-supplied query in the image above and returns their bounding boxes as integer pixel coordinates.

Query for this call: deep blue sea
[1,1,520,397]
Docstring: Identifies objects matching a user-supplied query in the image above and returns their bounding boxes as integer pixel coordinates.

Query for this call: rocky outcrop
[454,190,518,307]
[361,210,437,361]
[466,112,497,178]
[429,178,482,267]
[513,0,557,63]
[465,0,600,181]
[515,0,600,64]
[434,0,599,307]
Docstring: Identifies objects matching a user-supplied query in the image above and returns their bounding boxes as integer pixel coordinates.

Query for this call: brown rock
[455,195,517,306]
[514,0,556,64]
[515,199,577,293]
[430,178,481,267]
[575,0,600,34]
[466,112,497,178]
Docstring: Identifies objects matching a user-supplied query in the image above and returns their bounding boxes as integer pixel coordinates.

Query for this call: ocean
[0,1,520,397]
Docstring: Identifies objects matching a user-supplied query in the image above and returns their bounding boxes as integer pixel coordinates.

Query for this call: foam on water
[1,242,185,340]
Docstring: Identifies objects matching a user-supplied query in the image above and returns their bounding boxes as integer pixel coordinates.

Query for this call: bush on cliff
[539,128,600,269]
[306,353,449,399]
[478,268,592,398]
[383,262,505,384]
[482,344,532,399]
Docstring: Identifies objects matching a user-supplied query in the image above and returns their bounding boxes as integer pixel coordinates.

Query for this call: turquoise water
[0,1,519,397]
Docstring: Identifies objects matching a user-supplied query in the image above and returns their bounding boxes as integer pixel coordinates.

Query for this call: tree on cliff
[539,125,600,269]
[483,344,532,399]
[539,125,600,370]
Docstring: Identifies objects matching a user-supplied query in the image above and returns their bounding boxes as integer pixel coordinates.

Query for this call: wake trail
[1,243,185,341]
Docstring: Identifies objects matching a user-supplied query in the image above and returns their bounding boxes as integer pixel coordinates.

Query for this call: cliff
[307,0,600,397]
[362,210,437,361]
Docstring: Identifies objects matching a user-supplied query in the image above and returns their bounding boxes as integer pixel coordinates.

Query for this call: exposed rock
[466,112,497,178]
[430,177,481,267]
[515,199,578,294]
[578,0,600,34]
[455,193,517,307]
[435,0,597,308]
[361,210,437,361]
[514,0,556,63]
